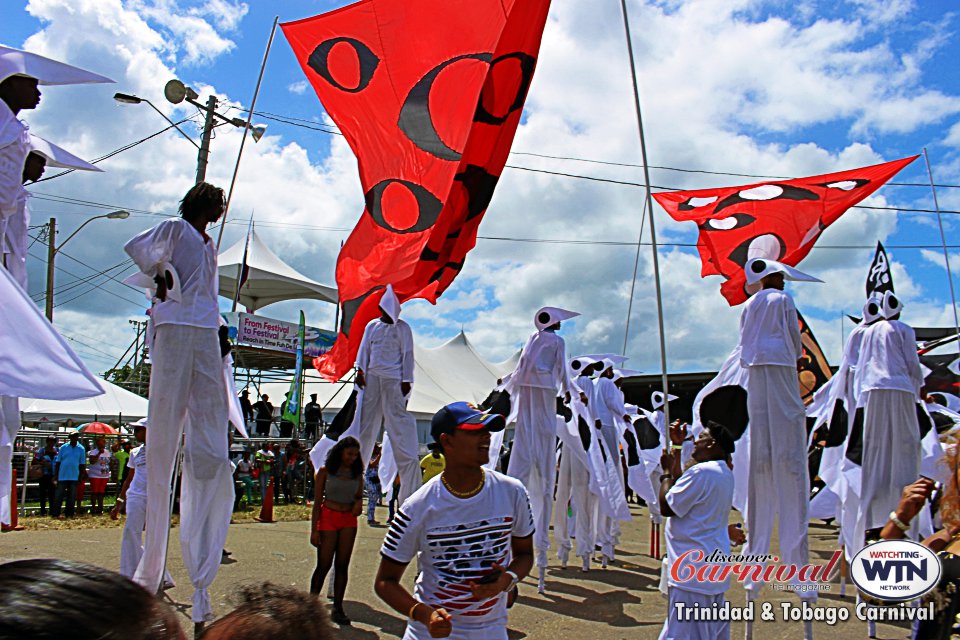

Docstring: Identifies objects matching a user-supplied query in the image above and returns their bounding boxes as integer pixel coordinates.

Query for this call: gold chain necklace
[441,469,485,498]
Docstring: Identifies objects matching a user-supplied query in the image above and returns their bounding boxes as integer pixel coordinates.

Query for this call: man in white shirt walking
[123,182,233,626]
[658,419,744,640]
[737,258,821,611]
[375,401,534,640]
[355,284,421,506]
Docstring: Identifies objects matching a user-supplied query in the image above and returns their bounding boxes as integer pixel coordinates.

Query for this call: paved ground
[0,504,916,639]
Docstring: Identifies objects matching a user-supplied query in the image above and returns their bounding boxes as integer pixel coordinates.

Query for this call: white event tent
[257,331,520,443]
[20,376,149,423]
[218,230,338,311]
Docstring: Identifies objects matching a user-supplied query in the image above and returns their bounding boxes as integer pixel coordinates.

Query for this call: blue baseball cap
[431,402,505,442]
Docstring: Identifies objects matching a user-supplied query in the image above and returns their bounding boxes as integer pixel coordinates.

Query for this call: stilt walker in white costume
[554,358,601,573]
[505,307,581,592]
[354,284,421,506]
[0,46,110,529]
[638,391,678,557]
[855,290,925,544]
[593,359,632,566]
[124,183,234,627]
[737,257,822,635]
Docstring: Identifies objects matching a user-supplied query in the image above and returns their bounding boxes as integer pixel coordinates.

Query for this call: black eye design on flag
[308,37,380,93]
[365,179,443,234]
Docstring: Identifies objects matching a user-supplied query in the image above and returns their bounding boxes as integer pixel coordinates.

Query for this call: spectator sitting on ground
[200,583,333,639]
[0,558,183,640]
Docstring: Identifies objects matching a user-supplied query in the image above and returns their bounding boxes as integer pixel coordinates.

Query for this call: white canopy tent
[255,331,520,438]
[20,377,148,422]
[218,230,338,311]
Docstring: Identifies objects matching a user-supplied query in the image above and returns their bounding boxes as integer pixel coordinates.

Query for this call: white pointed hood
[28,134,102,171]
[744,258,822,295]
[378,284,401,323]
[651,391,678,410]
[880,290,903,319]
[535,306,579,331]
[569,355,597,377]
[585,353,628,366]
[0,45,114,85]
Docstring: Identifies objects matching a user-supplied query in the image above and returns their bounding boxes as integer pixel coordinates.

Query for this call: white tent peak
[218,229,338,311]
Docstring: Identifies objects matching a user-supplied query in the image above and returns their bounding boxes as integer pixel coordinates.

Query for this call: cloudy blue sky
[5,0,960,377]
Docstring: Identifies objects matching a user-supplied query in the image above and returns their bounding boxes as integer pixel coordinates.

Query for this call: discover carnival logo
[850,540,941,601]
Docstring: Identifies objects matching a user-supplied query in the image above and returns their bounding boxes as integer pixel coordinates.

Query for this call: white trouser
[134,324,228,623]
[508,386,556,568]
[659,587,730,640]
[358,373,421,505]
[858,389,920,540]
[554,447,596,559]
[742,365,811,598]
[122,496,174,584]
[0,395,18,525]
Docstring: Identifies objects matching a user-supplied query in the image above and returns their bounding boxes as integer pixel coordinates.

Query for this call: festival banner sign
[282,0,553,381]
[224,312,335,359]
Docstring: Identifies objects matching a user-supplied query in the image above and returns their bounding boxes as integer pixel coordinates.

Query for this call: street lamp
[114,79,266,184]
[45,210,130,321]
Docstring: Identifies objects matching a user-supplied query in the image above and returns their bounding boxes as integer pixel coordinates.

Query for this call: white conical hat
[744,258,822,295]
[599,358,617,374]
[614,368,642,382]
[535,306,579,331]
[28,134,102,171]
[378,284,401,322]
[569,355,597,376]
[862,295,882,325]
[651,391,678,410]
[0,45,113,85]
[880,290,903,319]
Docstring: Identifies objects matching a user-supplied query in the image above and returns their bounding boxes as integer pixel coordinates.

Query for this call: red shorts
[316,505,357,532]
[88,477,108,494]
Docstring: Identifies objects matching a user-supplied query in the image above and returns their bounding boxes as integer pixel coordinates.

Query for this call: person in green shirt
[114,441,131,493]
[255,442,275,503]
[419,444,445,482]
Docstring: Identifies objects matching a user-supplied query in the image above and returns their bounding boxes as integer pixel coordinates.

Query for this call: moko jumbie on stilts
[124,183,235,625]
[504,307,581,593]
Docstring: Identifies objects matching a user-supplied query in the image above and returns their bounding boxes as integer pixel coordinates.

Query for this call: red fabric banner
[653,156,918,306]
[282,0,552,381]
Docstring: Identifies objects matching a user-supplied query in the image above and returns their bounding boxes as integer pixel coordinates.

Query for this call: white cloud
[921,248,960,273]
[12,0,960,379]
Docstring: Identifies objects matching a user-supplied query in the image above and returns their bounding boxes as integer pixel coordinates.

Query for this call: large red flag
[653,156,918,305]
[282,0,552,381]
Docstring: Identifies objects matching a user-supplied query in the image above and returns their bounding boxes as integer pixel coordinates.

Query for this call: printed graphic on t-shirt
[386,513,514,617]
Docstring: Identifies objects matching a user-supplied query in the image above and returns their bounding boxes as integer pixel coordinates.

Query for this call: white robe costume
[124,218,233,622]
[854,306,924,543]
[354,285,421,506]
[593,370,631,559]
[505,308,580,569]
[0,47,110,527]
[738,285,811,599]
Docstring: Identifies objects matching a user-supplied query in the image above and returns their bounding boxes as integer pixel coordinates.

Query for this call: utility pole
[44,218,56,321]
[196,95,218,184]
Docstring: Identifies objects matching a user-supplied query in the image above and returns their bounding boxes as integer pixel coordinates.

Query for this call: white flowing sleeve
[902,325,924,394]
[503,333,535,396]
[555,337,579,396]
[400,320,415,383]
[355,320,373,372]
[785,296,802,360]
[0,121,28,220]
[123,219,182,276]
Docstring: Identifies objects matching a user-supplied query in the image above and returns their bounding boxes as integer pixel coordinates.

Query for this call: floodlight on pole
[45,210,130,321]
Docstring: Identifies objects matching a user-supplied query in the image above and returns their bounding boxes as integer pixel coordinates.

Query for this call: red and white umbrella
[75,422,118,435]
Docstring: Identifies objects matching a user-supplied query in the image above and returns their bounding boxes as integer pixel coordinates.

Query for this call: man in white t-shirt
[87,436,112,515]
[110,419,173,588]
[658,419,743,640]
[375,402,535,640]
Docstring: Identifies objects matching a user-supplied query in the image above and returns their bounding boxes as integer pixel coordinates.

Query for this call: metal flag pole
[923,148,960,354]
[621,197,648,355]
[618,0,671,424]
[232,216,254,312]
[216,16,279,250]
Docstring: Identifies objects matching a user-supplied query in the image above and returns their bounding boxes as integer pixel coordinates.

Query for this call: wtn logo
[860,559,927,583]
[851,540,941,601]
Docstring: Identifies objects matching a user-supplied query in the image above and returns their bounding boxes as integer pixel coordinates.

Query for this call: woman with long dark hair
[310,436,364,625]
